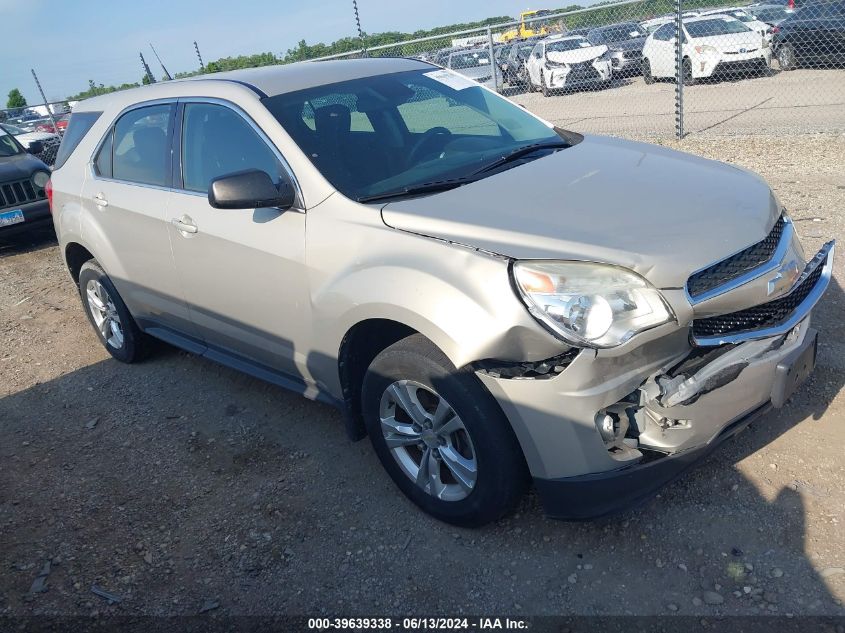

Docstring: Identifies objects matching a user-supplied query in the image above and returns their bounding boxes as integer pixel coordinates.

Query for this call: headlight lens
[694,44,719,55]
[512,261,675,348]
[32,170,50,188]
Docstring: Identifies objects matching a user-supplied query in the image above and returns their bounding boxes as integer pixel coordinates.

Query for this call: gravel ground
[1,133,844,619]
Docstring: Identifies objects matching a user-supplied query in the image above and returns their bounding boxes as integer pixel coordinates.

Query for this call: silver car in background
[49,58,834,526]
[445,47,503,90]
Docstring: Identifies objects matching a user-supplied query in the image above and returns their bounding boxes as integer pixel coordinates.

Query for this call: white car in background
[0,123,61,165]
[642,15,771,84]
[526,35,612,96]
[697,7,773,41]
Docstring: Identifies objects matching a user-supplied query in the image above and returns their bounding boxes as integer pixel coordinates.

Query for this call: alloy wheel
[379,380,478,501]
[85,279,124,349]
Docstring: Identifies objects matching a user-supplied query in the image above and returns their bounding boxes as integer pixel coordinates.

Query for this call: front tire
[78,260,152,363]
[541,70,551,97]
[642,58,655,84]
[361,334,528,527]
[778,43,797,70]
[682,57,696,85]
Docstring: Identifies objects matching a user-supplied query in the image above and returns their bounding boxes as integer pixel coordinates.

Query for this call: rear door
[80,101,199,341]
[166,99,309,377]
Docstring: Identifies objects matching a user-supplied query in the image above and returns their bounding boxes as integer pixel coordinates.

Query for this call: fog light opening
[594,410,630,447]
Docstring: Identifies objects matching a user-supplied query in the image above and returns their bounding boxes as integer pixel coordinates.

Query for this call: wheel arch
[64,242,95,284]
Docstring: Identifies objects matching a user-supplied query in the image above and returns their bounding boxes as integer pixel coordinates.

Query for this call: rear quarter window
[53,111,102,170]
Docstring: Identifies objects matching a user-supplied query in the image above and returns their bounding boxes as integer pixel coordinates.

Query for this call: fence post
[31,69,59,136]
[674,0,684,139]
[486,27,499,92]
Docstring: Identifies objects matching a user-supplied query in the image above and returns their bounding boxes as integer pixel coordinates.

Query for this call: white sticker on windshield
[423,69,479,90]
[629,31,640,37]
[579,41,591,47]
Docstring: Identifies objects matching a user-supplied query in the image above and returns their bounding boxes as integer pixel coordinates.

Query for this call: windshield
[0,129,24,157]
[262,68,563,201]
[686,18,751,37]
[752,7,789,21]
[546,37,593,53]
[597,24,647,42]
[449,50,491,69]
[726,10,755,22]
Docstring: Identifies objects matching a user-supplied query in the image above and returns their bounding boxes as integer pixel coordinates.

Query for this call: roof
[684,13,740,22]
[186,57,431,95]
[74,57,433,111]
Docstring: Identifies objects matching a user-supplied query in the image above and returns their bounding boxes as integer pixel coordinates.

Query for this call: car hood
[607,37,648,51]
[693,31,763,51]
[0,151,48,180]
[381,135,780,290]
[546,44,608,64]
[452,66,496,81]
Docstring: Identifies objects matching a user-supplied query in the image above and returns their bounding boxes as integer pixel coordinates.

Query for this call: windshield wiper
[470,140,571,176]
[356,178,474,203]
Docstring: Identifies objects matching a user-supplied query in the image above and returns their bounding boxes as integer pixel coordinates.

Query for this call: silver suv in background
[50,59,834,526]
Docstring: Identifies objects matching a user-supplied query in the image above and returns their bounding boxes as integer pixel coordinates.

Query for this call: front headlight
[694,44,719,55]
[32,170,50,189]
[512,261,675,348]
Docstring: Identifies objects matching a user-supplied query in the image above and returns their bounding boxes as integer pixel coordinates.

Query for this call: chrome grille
[687,215,785,299]
[692,263,823,339]
[0,178,45,211]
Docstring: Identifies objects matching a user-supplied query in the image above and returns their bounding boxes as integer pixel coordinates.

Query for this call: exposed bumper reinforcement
[534,402,772,520]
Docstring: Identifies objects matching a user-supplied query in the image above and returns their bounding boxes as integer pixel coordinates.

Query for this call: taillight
[771,26,780,34]
[45,179,53,213]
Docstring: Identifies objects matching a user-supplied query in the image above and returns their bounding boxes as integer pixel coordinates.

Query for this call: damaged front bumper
[476,240,833,520]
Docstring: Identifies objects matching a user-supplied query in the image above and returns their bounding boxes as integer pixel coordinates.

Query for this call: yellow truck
[501,9,559,42]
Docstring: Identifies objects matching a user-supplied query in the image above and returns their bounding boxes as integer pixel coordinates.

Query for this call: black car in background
[587,22,649,76]
[501,37,540,85]
[0,128,51,237]
[772,0,845,68]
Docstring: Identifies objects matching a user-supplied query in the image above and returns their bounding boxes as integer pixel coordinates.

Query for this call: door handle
[171,217,198,234]
[93,194,108,208]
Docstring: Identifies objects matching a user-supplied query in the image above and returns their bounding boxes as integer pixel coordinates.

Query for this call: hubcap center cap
[421,429,438,448]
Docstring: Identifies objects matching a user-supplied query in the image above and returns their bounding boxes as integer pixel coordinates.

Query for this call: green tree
[7,88,27,109]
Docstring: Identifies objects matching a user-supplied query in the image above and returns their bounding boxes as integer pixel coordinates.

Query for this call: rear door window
[53,111,101,170]
[110,104,174,187]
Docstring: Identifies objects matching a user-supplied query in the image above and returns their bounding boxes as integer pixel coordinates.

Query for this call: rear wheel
[642,58,655,84]
[78,260,152,363]
[778,43,797,70]
[361,334,528,527]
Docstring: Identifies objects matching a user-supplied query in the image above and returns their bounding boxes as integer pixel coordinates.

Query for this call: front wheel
[682,57,696,85]
[361,334,529,527]
[541,70,551,97]
[778,43,797,70]
[78,260,152,363]
[642,58,655,84]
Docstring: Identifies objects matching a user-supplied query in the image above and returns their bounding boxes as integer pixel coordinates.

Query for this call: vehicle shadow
[0,274,842,616]
[0,224,57,259]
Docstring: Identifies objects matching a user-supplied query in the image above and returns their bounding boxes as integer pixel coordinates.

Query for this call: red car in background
[35,115,69,134]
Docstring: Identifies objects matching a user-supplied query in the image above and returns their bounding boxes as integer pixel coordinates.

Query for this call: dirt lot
[1,134,844,620]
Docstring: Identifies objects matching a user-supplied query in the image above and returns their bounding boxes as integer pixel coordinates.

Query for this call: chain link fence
[1,101,68,166]
[311,0,845,139]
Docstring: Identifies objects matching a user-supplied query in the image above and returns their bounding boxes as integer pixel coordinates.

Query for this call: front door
[167,100,309,378]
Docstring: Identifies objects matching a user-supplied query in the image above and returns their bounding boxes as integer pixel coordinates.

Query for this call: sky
[0,0,555,106]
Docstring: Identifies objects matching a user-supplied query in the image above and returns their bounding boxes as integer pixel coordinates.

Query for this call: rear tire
[778,43,797,70]
[78,260,152,363]
[361,334,529,527]
[642,58,655,84]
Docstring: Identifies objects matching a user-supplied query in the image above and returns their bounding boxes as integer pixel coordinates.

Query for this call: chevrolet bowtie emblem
[767,258,802,297]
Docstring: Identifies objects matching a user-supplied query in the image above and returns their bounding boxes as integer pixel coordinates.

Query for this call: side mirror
[208,169,295,210]
[27,140,44,155]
